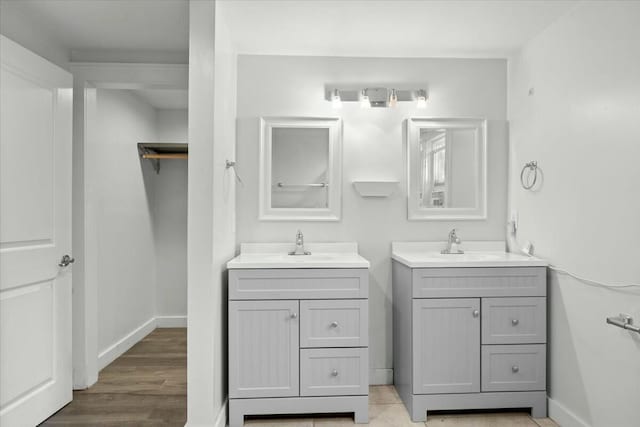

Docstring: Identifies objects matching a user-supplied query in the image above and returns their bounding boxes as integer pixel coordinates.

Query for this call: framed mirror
[259,117,342,221]
[406,118,487,220]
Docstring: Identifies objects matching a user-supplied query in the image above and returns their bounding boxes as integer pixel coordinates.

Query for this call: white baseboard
[214,399,228,427]
[98,317,156,370]
[548,398,590,427]
[370,368,393,385]
[156,315,187,328]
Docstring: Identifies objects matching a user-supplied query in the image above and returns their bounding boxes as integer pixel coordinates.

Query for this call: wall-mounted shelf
[352,180,399,198]
[138,142,188,173]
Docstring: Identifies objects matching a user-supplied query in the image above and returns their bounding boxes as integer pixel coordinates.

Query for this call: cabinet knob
[512,365,520,373]
[290,312,298,319]
[331,369,339,377]
[512,319,519,326]
[330,321,339,328]
[473,310,480,318]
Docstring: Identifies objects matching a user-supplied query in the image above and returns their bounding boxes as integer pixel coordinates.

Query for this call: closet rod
[142,153,188,160]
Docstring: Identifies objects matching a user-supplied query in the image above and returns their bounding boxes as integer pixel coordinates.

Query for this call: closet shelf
[138,142,188,173]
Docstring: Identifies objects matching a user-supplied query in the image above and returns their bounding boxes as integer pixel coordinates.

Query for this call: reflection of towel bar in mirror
[275,182,328,188]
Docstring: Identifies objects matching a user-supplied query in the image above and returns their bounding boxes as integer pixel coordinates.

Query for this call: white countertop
[227,242,370,269]
[391,241,548,268]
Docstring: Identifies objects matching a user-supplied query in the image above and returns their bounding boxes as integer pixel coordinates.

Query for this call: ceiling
[0,0,189,57]
[221,0,580,58]
[1,0,579,60]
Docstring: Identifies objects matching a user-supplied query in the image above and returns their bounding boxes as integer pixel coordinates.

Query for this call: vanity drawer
[300,348,368,396]
[300,299,368,348]
[482,297,546,344]
[481,344,546,392]
[229,268,368,300]
[412,267,546,298]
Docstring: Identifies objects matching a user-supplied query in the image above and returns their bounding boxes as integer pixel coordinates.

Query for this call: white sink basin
[227,242,370,269]
[392,241,547,268]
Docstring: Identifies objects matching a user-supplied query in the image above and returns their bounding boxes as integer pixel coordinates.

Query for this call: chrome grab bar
[606,314,640,334]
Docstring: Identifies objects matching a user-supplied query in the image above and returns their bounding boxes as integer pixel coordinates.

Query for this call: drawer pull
[473,310,480,318]
[331,369,339,377]
[330,321,339,328]
[512,365,520,373]
[512,319,519,326]
[290,312,298,319]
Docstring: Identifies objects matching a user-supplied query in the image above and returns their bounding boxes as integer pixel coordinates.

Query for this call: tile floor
[244,385,559,427]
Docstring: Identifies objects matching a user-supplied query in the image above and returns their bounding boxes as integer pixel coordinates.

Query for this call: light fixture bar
[325,87,427,108]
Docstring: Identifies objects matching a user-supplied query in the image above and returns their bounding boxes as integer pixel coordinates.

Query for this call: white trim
[97,317,156,371]
[370,368,393,385]
[548,398,590,427]
[71,61,188,389]
[214,399,228,427]
[156,315,188,328]
[183,399,227,427]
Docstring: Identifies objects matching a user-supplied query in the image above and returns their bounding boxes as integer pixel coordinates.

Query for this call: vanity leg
[354,400,369,424]
[411,407,427,423]
[228,402,244,427]
[531,401,548,418]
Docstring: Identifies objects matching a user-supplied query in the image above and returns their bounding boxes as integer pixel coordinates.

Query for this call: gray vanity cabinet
[228,268,369,427]
[412,298,480,394]
[393,262,547,422]
[228,300,300,398]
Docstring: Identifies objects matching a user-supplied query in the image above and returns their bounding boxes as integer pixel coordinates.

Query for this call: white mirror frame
[259,117,342,221]
[406,117,487,220]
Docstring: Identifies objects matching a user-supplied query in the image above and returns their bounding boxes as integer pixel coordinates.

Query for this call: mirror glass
[271,127,329,209]
[260,117,342,221]
[407,118,486,220]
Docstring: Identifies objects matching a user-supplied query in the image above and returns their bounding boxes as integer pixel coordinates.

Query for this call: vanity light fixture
[360,89,371,109]
[389,88,398,108]
[325,86,428,108]
[331,89,342,109]
[416,89,428,109]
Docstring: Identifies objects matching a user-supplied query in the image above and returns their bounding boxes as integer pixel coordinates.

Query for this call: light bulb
[416,90,427,109]
[360,89,371,109]
[389,89,398,108]
[331,89,342,109]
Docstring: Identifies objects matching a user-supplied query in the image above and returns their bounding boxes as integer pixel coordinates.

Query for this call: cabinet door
[413,298,480,394]
[229,300,299,398]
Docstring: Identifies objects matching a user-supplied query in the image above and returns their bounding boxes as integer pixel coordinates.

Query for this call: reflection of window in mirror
[271,127,329,209]
[420,129,448,208]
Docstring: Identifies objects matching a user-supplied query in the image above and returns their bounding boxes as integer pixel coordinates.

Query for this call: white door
[0,35,73,426]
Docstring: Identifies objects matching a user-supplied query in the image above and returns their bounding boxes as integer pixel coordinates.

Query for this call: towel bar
[606,314,640,334]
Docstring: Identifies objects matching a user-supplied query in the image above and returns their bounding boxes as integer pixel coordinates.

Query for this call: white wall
[236,55,508,383]
[94,89,158,359]
[154,109,188,320]
[187,0,237,425]
[508,2,640,426]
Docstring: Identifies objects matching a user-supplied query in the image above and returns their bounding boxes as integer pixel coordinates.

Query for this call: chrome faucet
[441,229,464,254]
[289,230,311,256]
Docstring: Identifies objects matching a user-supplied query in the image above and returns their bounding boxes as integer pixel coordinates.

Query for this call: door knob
[290,312,298,319]
[59,254,75,267]
[473,310,480,318]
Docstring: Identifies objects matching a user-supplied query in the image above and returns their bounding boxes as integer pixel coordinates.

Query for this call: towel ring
[520,161,538,190]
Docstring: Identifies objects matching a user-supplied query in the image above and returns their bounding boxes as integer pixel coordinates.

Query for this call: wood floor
[42,328,558,426]
[41,328,187,426]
